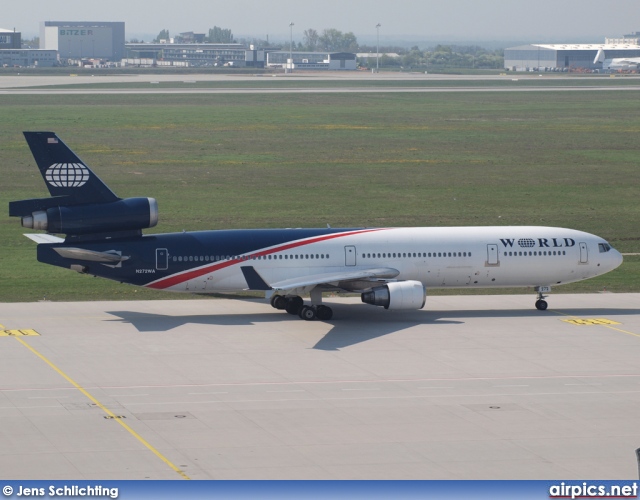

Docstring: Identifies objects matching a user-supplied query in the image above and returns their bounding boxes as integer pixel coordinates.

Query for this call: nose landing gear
[535,299,548,311]
[534,286,551,311]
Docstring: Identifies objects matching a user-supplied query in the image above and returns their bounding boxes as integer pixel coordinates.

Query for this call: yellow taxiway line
[13,336,191,480]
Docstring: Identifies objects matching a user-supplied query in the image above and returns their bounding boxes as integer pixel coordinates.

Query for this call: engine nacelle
[21,197,158,235]
[361,280,426,310]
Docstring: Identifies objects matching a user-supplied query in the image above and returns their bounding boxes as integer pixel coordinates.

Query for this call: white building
[505,32,640,71]
[266,51,357,70]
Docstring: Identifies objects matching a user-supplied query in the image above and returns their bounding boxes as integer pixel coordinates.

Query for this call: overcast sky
[5,0,639,44]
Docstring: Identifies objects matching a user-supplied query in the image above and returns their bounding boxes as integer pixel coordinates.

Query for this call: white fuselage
[156,226,622,294]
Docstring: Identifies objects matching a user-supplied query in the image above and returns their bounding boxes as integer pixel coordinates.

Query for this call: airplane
[9,132,623,321]
[594,48,640,71]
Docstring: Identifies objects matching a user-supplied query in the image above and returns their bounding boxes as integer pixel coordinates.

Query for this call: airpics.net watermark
[549,482,638,499]
[2,485,118,499]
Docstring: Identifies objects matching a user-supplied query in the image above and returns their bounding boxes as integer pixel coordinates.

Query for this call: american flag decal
[47,138,58,144]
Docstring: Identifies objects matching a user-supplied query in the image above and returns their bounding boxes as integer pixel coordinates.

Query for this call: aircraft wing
[616,58,640,64]
[241,266,400,292]
[52,247,130,264]
[593,49,640,68]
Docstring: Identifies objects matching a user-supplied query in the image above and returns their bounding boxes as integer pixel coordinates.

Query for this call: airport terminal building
[0,48,58,67]
[4,20,358,70]
[124,44,358,70]
[0,28,21,49]
[125,42,250,67]
[0,28,58,67]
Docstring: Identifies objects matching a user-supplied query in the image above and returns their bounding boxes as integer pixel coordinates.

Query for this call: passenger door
[345,246,356,266]
[579,242,588,264]
[156,248,168,270]
[487,244,499,266]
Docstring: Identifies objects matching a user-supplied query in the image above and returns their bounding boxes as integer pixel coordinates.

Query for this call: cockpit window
[598,243,611,253]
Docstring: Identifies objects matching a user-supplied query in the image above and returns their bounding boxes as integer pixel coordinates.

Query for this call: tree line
[357,44,504,70]
[147,27,504,69]
[235,28,358,53]
[405,45,504,70]
[153,27,235,44]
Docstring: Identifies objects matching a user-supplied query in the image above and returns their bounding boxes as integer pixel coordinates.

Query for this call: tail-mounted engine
[12,197,158,236]
[10,132,159,240]
[361,280,427,310]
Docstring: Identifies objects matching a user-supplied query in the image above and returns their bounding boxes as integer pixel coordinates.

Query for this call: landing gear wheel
[271,295,286,310]
[535,299,548,311]
[285,296,304,315]
[299,305,317,321]
[534,287,550,311]
[315,305,333,321]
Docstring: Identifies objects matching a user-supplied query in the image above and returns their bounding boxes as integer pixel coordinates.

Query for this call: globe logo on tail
[45,163,90,187]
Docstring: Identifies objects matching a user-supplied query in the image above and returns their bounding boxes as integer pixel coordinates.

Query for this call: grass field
[1,88,639,302]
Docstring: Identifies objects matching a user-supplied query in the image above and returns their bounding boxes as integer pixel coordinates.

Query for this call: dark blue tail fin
[23,131,119,205]
[10,132,158,239]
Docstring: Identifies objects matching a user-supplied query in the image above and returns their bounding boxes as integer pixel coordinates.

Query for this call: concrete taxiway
[0,72,622,88]
[1,293,640,480]
[4,86,640,95]
[1,72,639,95]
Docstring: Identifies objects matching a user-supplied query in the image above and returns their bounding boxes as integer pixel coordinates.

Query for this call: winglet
[240,266,272,291]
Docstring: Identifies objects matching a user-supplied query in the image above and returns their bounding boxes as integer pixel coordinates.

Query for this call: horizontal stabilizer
[24,233,65,244]
[53,247,130,263]
[10,196,76,217]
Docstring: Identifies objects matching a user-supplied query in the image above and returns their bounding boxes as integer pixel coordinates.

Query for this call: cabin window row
[362,252,472,258]
[171,254,330,263]
[504,251,566,256]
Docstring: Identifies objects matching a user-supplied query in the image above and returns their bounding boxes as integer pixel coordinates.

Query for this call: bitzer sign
[59,29,94,36]
[58,27,113,58]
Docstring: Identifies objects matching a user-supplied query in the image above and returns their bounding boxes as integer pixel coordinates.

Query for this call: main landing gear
[270,294,333,321]
[534,286,550,311]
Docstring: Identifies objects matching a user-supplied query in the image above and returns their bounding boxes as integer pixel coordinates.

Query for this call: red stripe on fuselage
[145,228,388,290]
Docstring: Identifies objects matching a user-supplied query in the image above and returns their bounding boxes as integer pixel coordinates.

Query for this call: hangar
[505,33,640,71]
[40,21,125,61]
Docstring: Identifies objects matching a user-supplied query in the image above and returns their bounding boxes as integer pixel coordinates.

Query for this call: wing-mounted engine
[361,280,427,310]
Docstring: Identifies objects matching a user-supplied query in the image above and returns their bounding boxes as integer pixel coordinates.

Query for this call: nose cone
[609,249,624,272]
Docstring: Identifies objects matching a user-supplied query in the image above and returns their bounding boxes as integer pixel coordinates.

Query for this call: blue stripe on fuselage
[37,228,365,287]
